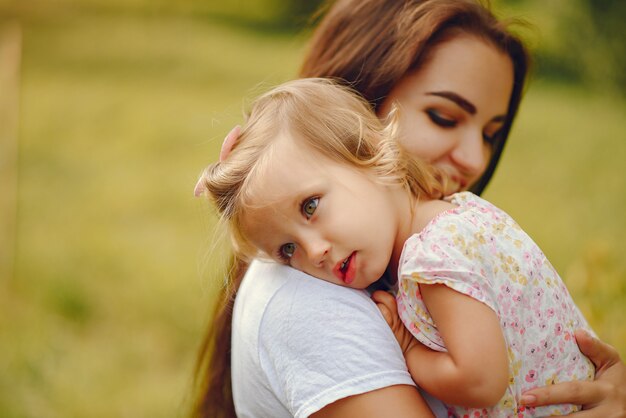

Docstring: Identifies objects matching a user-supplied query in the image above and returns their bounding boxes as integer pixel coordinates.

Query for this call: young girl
[194,78,594,417]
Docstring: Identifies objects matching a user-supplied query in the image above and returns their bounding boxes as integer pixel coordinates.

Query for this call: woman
[192,1,626,417]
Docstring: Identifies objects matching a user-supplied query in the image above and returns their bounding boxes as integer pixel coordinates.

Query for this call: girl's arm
[311,384,435,418]
[373,286,509,408]
[520,330,626,417]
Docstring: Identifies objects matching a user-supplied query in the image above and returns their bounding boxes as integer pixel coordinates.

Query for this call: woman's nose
[450,132,487,175]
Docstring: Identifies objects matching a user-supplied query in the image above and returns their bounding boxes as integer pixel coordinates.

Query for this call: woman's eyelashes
[482,129,502,146]
[426,108,457,128]
[426,108,504,146]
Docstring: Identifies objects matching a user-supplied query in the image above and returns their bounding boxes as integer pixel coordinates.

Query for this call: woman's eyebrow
[426,91,476,115]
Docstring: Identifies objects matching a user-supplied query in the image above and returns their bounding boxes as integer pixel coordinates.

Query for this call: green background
[0,0,624,416]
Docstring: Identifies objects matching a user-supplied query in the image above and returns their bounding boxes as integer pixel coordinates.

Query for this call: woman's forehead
[383,34,513,119]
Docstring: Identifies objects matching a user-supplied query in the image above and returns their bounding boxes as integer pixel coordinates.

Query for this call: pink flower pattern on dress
[397,192,594,417]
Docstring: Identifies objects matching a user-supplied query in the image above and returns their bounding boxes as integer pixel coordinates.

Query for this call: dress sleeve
[397,217,504,352]
[400,218,501,314]
[258,274,417,418]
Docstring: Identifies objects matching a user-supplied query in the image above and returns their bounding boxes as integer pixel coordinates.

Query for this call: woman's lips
[333,252,357,285]
[449,175,468,192]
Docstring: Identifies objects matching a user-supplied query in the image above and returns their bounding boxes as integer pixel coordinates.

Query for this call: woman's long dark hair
[191,1,529,416]
[300,0,530,195]
[191,256,245,418]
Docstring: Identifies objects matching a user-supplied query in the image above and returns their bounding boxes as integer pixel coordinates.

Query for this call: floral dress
[397,192,594,417]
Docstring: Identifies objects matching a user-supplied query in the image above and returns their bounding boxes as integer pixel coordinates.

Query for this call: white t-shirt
[231,259,446,418]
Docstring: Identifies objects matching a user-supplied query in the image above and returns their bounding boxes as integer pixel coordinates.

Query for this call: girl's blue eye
[426,109,457,128]
[279,243,296,261]
[302,197,319,219]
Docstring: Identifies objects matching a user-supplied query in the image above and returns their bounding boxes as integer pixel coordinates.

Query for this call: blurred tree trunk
[271,0,324,28]
[585,0,626,94]
[530,0,626,95]
[0,22,21,284]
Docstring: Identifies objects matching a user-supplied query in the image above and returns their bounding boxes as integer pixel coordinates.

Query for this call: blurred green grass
[0,13,302,418]
[486,81,626,352]
[0,6,624,418]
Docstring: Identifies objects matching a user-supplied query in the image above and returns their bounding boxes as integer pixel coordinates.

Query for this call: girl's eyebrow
[426,91,476,115]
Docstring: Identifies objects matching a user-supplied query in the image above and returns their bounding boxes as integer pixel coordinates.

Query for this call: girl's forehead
[244,135,324,203]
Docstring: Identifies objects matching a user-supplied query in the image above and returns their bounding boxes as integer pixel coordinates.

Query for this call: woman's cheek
[401,130,445,162]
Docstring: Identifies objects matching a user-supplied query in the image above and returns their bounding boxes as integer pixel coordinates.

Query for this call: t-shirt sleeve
[258,274,416,418]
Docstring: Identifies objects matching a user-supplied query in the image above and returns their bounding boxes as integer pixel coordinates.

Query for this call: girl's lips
[333,252,357,285]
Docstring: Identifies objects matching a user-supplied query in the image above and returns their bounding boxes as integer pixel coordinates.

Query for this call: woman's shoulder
[240,259,373,309]
[233,260,418,418]
[236,261,410,356]
[235,260,381,339]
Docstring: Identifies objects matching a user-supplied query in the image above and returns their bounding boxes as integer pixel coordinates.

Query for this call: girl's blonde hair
[196,78,445,261]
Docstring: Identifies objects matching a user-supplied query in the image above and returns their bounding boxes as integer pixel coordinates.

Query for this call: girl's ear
[193,175,206,197]
[194,125,242,197]
[219,125,241,162]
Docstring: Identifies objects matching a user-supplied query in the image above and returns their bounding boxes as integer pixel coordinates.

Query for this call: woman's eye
[279,243,296,261]
[301,197,319,219]
[483,129,502,146]
[426,109,457,128]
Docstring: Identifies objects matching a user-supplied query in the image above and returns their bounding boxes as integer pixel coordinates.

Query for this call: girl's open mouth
[334,252,357,285]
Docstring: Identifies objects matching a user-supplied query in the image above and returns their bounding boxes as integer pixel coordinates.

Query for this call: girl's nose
[304,239,330,268]
[450,132,487,175]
